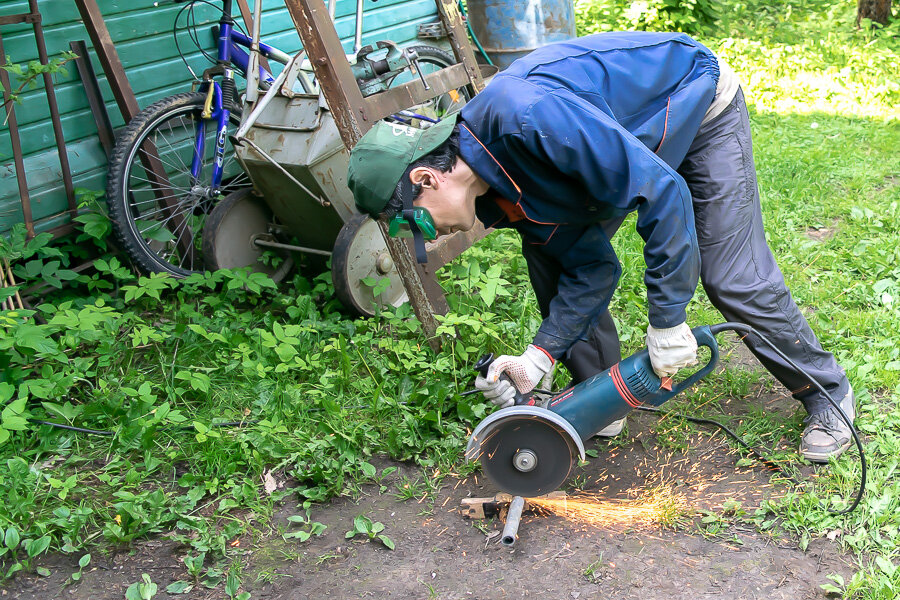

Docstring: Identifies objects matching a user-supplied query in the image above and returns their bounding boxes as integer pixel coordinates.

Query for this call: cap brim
[410,114,459,163]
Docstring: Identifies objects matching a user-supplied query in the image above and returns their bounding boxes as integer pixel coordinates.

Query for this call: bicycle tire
[106,92,248,277]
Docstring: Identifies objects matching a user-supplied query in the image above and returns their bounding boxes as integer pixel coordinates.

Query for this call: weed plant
[1,0,899,596]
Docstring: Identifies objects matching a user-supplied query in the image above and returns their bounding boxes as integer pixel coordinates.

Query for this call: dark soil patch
[6,389,855,600]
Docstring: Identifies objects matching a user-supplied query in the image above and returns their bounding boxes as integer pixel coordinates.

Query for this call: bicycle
[105,0,468,278]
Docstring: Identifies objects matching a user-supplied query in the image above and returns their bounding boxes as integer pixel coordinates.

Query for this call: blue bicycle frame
[192,0,291,193]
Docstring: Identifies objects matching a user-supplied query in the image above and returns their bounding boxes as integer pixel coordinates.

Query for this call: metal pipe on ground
[500,496,525,546]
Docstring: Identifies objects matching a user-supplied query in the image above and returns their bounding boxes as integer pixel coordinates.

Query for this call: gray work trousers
[523,88,848,415]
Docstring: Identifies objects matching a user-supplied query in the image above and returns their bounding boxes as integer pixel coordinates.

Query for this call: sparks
[529,488,686,529]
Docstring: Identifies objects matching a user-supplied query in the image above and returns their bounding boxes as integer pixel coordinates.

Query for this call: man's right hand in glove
[474,344,554,408]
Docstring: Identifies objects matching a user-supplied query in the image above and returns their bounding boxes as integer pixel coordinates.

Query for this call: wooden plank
[360,63,469,124]
[284,0,443,351]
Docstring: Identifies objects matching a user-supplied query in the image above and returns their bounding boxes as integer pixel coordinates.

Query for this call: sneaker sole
[594,419,625,438]
[800,440,851,464]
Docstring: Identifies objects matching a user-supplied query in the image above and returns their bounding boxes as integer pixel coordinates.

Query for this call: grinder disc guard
[466,407,581,497]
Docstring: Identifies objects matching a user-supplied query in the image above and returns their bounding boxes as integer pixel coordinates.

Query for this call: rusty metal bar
[436,0,485,95]
[29,0,76,215]
[0,31,35,238]
[73,0,139,121]
[283,0,443,351]
[70,40,115,157]
[235,0,273,77]
[410,245,450,313]
[360,63,469,125]
[425,222,487,270]
[43,223,77,238]
[0,13,39,26]
[410,224,488,315]
[253,237,332,257]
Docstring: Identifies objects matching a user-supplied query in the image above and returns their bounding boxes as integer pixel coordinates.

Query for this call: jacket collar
[458,122,522,208]
[459,122,560,227]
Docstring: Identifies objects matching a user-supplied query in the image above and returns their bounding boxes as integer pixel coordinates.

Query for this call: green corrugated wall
[0,0,442,236]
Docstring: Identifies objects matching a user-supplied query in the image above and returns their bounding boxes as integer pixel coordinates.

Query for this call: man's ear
[410,166,439,190]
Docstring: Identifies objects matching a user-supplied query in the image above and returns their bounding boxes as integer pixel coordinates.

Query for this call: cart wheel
[332,214,409,317]
[201,188,293,282]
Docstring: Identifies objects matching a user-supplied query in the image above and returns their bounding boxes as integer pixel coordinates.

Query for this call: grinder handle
[473,353,536,406]
[666,325,720,396]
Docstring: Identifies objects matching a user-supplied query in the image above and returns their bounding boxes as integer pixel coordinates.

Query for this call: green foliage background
[1,0,899,596]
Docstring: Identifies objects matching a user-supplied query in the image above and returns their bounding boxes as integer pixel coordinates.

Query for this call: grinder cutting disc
[466,406,582,497]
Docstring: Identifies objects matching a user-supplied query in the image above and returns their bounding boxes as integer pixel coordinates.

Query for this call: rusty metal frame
[72,0,140,121]
[434,0,486,93]
[0,33,34,237]
[282,0,489,350]
[0,3,78,238]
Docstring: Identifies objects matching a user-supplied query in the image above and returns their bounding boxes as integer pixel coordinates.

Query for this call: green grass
[1,0,899,597]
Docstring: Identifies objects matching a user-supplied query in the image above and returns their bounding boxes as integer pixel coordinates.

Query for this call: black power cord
[707,322,865,515]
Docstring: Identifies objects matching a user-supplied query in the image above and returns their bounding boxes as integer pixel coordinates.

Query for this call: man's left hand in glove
[646,322,698,378]
[474,344,554,408]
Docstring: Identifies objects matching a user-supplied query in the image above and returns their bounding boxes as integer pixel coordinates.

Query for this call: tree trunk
[857,0,893,26]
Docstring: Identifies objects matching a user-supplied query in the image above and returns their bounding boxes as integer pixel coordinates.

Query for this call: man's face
[409,164,480,237]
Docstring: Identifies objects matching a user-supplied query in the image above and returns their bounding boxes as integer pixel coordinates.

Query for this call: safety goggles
[387,207,437,241]
[385,175,436,264]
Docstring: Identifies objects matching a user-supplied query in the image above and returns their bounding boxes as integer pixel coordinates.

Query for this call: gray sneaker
[594,417,625,438]
[800,387,855,463]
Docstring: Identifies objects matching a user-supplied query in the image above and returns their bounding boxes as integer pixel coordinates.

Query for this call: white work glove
[474,345,554,408]
[646,322,698,378]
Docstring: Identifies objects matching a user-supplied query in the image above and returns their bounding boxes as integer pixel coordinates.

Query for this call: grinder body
[548,325,720,441]
[466,326,721,497]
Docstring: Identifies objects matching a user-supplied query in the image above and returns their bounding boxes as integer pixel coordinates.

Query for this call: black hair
[382,124,461,218]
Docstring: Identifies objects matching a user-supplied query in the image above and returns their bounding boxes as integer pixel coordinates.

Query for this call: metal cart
[204,0,492,319]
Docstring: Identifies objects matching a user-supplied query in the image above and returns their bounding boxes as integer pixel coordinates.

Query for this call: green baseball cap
[348,115,458,217]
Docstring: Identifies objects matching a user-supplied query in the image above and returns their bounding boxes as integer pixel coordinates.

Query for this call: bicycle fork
[192,73,234,195]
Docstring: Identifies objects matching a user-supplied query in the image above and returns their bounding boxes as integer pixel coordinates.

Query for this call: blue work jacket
[458,31,719,359]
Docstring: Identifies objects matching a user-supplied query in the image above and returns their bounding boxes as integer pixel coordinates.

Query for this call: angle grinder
[466,322,866,515]
[466,325,724,497]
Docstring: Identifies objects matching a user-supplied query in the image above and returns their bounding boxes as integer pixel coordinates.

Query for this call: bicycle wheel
[106,92,250,277]
[390,45,471,119]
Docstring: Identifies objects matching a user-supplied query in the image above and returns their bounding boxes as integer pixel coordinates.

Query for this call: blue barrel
[466,0,576,70]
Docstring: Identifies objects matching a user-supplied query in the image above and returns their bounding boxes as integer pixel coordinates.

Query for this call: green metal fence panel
[0,0,442,236]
